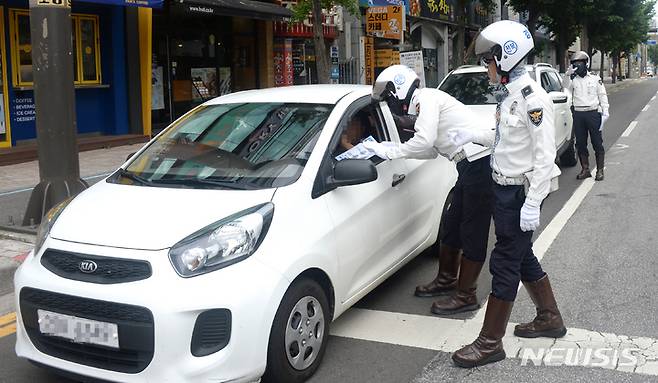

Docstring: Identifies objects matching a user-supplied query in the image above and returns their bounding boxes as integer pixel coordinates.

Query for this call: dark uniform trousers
[489,183,546,301]
[441,156,493,263]
[574,110,604,157]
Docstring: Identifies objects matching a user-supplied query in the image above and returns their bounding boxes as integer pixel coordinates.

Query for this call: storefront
[151,0,290,132]
[0,0,158,148]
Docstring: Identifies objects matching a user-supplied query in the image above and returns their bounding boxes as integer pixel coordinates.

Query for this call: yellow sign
[364,37,375,85]
[374,49,400,67]
[366,6,404,40]
[31,0,72,7]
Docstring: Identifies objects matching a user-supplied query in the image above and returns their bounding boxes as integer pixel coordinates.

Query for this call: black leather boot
[576,153,591,180]
[595,152,605,181]
[414,245,460,297]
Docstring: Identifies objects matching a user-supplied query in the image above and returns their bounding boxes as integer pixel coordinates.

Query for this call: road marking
[642,105,650,112]
[651,96,656,101]
[332,308,658,377]
[0,312,16,327]
[622,121,638,137]
[0,312,16,338]
[0,172,112,197]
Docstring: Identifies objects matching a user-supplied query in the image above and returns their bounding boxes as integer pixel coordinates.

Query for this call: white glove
[565,66,576,77]
[447,128,477,148]
[362,141,391,160]
[599,113,609,131]
[520,198,541,232]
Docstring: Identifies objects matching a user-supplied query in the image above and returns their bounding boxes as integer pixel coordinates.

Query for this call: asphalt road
[1,78,657,383]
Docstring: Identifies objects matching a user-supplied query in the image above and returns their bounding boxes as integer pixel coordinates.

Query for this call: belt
[573,106,598,112]
[492,171,527,187]
[452,149,467,163]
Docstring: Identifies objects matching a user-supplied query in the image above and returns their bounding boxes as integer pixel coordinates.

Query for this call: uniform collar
[505,72,532,96]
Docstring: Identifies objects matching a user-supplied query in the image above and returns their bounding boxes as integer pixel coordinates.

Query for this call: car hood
[467,104,496,131]
[50,181,276,250]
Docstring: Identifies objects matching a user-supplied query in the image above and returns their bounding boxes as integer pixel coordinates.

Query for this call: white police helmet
[475,20,534,75]
[372,65,421,115]
[570,51,590,65]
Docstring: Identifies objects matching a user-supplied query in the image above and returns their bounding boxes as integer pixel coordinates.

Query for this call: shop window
[9,10,101,87]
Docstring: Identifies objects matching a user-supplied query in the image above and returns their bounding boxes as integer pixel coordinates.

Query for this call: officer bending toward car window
[563,51,610,181]
[364,65,494,316]
[448,20,567,368]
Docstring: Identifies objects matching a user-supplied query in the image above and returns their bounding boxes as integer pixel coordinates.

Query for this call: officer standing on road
[447,20,567,368]
[564,51,610,181]
[364,65,494,316]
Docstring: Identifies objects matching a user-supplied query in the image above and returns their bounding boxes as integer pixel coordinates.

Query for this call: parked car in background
[438,63,577,167]
[14,85,457,383]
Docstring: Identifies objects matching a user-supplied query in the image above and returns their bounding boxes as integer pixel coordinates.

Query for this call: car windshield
[111,103,333,190]
[439,72,497,105]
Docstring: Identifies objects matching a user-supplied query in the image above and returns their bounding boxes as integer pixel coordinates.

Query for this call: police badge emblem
[528,108,543,126]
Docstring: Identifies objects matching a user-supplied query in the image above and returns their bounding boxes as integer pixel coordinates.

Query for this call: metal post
[23,0,86,225]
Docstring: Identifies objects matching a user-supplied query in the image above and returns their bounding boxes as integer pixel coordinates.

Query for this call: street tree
[291,0,359,84]
[506,0,553,64]
[648,45,658,72]
[453,0,495,68]
[537,0,581,72]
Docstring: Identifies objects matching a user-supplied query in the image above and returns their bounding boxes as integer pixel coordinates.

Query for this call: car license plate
[37,309,119,349]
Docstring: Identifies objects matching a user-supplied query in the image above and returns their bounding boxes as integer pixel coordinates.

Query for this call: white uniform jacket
[384,88,490,161]
[563,72,609,115]
[473,73,561,203]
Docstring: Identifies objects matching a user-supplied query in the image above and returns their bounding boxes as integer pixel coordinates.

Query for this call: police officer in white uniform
[564,51,610,181]
[447,20,567,368]
[365,65,494,316]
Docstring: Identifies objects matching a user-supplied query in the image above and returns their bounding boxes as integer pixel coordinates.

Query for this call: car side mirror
[329,159,377,188]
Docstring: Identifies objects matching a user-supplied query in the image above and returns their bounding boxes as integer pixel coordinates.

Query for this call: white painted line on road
[642,105,650,112]
[651,96,656,101]
[0,172,112,197]
[622,121,638,138]
[332,308,658,377]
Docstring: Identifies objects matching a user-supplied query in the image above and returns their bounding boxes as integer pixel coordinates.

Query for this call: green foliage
[649,45,658,65]
[291,0,360,23]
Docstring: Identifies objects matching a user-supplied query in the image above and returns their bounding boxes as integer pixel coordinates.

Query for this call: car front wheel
[263,278,330,383]
[559,139,577,167]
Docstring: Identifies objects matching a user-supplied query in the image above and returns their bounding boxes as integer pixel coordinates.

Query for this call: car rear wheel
[559,139,577,167]
[263,278,330,383]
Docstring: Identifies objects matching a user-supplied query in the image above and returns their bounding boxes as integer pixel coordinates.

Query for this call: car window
[548,71,563,91]
[333,104,387,163]
[439,72,497,105]
[114,102,334,189]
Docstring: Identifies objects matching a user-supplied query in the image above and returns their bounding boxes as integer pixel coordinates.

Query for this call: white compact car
[439,63,577,167]
[14,85,457,383]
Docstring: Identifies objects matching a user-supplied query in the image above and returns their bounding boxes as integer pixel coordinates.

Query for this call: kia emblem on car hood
[79,260,98,273]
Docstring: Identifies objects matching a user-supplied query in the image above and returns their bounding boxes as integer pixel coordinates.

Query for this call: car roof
[205,85,373,105]
[450,65,487,74]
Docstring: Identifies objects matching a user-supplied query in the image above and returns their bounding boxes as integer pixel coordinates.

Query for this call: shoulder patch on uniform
[528,108,543,127]
[522,86,533,99]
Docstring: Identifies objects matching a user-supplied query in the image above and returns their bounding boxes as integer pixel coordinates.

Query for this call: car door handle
[392,173,406,187]
[552,96,568,104]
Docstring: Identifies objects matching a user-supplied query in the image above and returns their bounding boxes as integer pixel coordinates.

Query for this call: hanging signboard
[400,50,425,88]
[374,49,400,67]
[364,36,375,85]
[366,5,404,40]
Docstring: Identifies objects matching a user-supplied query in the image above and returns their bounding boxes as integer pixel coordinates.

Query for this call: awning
[179,0,292,20]
[78,0,163,8]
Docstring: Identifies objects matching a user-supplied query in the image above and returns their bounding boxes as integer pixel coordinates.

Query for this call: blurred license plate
[38,309,119,349]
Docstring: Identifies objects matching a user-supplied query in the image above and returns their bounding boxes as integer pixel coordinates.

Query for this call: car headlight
[169,203,274,277]
[34,198,73,255]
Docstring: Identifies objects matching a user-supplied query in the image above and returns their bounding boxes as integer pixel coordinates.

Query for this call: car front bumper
[14,237,290,383]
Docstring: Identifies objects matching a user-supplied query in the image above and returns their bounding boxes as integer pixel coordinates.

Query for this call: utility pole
[23,0,86,226]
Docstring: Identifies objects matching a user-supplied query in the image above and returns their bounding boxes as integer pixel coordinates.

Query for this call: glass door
[0,7,11,148]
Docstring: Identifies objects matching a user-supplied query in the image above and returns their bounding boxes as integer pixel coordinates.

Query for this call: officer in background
[365,65,494,316]
[448,20,567,368]
[564,51,610,181]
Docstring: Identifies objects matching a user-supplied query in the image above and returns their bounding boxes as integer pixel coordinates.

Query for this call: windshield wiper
[149,177,250,190]
[115,168,155,186]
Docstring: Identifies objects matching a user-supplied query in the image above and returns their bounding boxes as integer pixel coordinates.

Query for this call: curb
[0,229,34,296]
